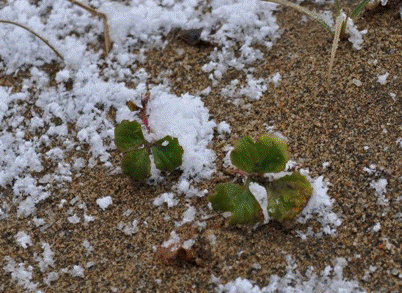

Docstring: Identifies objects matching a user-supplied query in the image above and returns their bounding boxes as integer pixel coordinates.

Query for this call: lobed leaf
[266,172,313,223]
[230,134,288,174]
[121,148,151,181]
[114,120,145,151]
[208,182,264,225]
[152,136,184,172]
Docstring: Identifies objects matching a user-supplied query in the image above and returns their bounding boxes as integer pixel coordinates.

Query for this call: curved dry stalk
[0,20,64,61]
[260,0,334,35]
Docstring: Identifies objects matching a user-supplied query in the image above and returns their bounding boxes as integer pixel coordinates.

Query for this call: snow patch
[176,206,197,227]
[249,182,269,223]
[297,172,342,236]
[216,256,365,292]
[35,242,55,272]
[146,87,217,180]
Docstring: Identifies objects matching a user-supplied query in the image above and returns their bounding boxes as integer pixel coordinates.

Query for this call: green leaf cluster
[114,120,184,181]
[208,134,313,226]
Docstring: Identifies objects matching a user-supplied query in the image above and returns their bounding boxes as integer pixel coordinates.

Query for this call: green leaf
[208,182,264,225]
[266,172,313,222]
[230,134,289,174]
[114,120,145,151]
[152,136,184,172]
[121,148,151,181]
[335,0,341,14]
[350,0,371,20]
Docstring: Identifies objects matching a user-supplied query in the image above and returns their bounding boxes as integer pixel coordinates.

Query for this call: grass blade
[350,0,371,19]
[261,0,334,35]
[335,0,341,14]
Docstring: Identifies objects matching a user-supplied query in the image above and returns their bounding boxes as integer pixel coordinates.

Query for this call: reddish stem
[140,92,151,133]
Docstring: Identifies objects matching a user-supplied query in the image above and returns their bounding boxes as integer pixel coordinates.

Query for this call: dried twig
[0,20,64,61]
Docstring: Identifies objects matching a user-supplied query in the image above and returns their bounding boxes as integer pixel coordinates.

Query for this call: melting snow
[296,172,342,237]
[0,0,369,291]
[216,256,365,293]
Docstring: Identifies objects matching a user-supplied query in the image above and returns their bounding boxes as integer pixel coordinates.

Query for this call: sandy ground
[1,1,402,292]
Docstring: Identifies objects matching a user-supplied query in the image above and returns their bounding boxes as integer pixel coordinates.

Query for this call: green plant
[114,94,184,181]
[208,134,312,225]
[261,0,371,78]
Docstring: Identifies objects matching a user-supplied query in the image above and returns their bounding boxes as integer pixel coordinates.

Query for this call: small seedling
[208,134,313,226]
[114,93,184,181]
[261,0,371,78]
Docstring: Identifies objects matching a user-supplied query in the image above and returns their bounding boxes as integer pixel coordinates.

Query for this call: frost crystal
[14,231,32,249]
[370,178,388,206]
[3,257,38,291]
[70,265,85,278]
[153,192,178,208]
[96,196,113,210]
[377,72,389,85]
[346,18,367,50]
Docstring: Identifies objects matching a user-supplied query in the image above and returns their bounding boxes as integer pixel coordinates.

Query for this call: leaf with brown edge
[266,172,313,223]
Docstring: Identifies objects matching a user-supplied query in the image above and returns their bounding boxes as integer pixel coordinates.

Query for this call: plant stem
[0,20,64,61]
[327,13,346,81]
[140,92,152,133]
[67,0,111,54]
